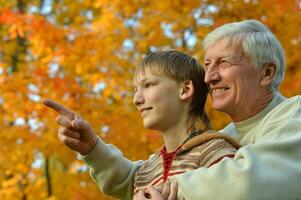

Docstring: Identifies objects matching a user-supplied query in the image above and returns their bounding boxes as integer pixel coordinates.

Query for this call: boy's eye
[145,83,152,88]
[144,82,155,88]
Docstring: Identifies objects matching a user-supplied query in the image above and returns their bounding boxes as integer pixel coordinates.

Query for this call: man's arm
[173,96,301,199]
[174,140,301,199]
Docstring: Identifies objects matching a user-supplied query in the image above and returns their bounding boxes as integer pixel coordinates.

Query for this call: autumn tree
[0,0,300,199]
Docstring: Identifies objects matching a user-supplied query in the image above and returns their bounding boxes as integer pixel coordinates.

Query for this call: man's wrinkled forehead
[204,38,244,58]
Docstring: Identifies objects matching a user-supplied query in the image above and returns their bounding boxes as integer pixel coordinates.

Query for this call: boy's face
[133,70,185,131]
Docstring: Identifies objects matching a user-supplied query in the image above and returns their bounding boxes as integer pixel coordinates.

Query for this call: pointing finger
[43,98,75,120]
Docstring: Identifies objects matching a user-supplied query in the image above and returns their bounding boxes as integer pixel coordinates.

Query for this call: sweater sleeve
[81,137,143,200]
[173,96,301,200]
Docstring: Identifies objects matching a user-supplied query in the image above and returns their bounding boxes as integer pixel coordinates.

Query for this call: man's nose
[204,65,221,84]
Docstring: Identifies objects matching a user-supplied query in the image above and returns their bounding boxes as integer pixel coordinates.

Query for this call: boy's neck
[162,125,188,153]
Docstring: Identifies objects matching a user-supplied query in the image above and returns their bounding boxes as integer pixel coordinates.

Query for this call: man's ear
[260,63,276,86]
[180,80,194,100]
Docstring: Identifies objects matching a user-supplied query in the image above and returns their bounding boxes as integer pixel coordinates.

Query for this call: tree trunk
[45,156,52,197]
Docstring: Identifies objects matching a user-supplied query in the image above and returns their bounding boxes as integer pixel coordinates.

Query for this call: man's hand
[133,181,181,200]
[43,98,98,155]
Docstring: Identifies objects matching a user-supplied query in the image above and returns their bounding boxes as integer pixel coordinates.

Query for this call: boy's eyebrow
[134,77,148,84]
[133,77,146,88]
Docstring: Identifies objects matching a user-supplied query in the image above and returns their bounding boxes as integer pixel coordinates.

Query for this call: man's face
[204,39,265,122]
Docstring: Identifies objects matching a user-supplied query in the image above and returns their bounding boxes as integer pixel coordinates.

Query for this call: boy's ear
[260,63,276,86]
[180,80,194,100]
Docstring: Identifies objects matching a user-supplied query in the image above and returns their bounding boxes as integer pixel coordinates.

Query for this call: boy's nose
[133,90,145,106]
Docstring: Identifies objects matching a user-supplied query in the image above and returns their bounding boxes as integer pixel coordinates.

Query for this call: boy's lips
[139,107,153,114]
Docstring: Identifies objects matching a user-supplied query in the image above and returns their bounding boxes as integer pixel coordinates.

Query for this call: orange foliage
[0,0,301,199]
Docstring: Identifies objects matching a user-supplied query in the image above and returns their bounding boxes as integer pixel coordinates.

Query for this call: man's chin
[211,102,229,113]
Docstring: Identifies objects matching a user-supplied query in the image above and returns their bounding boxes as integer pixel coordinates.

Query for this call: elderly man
[44,20,301,199]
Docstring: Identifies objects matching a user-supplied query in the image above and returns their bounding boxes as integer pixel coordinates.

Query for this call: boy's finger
[56,115,72,129]
[71,119,90,132]
[60,127,80,139]
[133,190,147,200]
[58,132,80,147]
[147,185,164,200]
[43,98,75,120]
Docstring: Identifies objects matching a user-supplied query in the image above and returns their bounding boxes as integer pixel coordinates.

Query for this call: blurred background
[0,0,300,199]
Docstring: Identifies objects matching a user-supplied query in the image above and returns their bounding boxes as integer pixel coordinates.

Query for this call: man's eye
[204,62,210,68]
[219,60,231,68]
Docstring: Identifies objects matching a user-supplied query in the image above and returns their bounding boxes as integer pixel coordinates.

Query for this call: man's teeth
[212,88,226,93]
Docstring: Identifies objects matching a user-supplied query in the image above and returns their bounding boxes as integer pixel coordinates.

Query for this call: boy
[132,51,239,194]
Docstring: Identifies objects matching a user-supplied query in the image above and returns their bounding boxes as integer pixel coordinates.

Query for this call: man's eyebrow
[205,55,230,61]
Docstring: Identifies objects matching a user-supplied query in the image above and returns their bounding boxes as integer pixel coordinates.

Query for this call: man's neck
[232,91,274,122]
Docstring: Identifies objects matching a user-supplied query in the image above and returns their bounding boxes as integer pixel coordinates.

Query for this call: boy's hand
[133,181,181,200]
[43,98,98,155]
[134,186,165,200]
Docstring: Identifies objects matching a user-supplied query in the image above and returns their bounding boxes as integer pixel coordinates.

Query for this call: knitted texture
[133,131,239,193]
[160,145,182,183]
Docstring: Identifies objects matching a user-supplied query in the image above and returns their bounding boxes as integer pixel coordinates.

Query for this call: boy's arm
[43,99,143,199]
[81,137,143,200]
